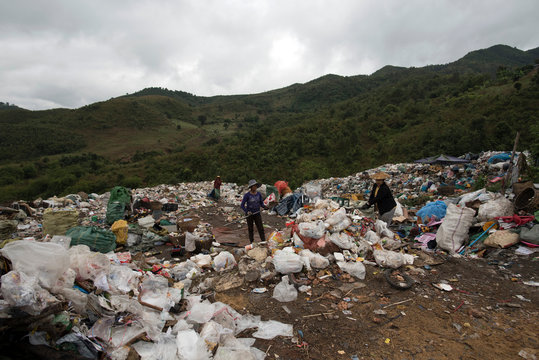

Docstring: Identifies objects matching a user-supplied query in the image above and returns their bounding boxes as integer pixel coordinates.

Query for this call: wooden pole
[502,131,520,193]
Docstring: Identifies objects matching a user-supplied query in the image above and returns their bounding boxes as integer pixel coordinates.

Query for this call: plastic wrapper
[110,321,146,348]
[200,320,233,345]
[176,329,212,360]
[272,275,297,302]
[1,240,70,289]
[234,314,260,335]
[68,245,110,281]
[170,260,200,281]
[108,265,140,294]
[57,287,88,314]
[373,249,414,269]
[436,203,476,253]
[364,230,381,244]
[89,316,114,343]
[212,251,236,271]
[337,261,366,279]
[252,320,293,340]
[1,271,58,315]
[140,275,182,311]
[272,249,303,274]
[298,220,325,239]
[187,298,216,323]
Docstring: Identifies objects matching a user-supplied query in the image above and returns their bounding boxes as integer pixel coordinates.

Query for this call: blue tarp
[487,153,511,164]
[416,201,447,222]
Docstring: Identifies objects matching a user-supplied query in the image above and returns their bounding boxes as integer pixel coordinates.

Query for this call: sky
[1,0,538,110]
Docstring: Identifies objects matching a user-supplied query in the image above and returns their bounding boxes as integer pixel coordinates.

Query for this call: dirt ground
[188,203,539,360]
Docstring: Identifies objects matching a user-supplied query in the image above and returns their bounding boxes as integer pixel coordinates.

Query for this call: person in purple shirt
[241,179,269,244]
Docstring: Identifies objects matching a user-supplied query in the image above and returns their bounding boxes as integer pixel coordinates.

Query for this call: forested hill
[0,44,538,203]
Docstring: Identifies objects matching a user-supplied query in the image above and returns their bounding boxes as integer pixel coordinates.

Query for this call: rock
[247,247,268,262]
[215,272,244,292]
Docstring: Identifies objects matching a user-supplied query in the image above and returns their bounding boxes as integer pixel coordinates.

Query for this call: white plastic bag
[477,196,513,222]
[375,220,394,238]
[107,265,140,294]
[212,251,237,271]
[272,275,297,302]
[1,270,58,315]
[325,208,348,226]
[137,215,155,228]
[436,203,476,253]
[68,245,110,281]
[299,250,329,269]
[329,232,354,249]
[191,254,212,268]
[272,249,303,274]
[1,240,70,289]
[185,232,198,252]
[337,261,366,279]
[50,235,71,249]
[252,320,293,340]
[297,220,325,239]
[330,217,352,233]
[364,230,381,244]
[373,249,414,269]
[176,329,212,360]
[188,298,216,324]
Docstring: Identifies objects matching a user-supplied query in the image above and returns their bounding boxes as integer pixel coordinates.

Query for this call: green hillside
[1,44,538,203]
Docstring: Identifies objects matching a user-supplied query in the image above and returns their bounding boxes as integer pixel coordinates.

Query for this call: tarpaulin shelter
[414,154,470,165]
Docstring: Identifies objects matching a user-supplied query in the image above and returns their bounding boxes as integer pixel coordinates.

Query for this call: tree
[514,82,522,92]
[198,115,207,126]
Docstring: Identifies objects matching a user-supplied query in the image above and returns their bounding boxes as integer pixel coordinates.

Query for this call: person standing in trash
[362,172,397,225]
[241,179,269,243]
[209,176,222,200]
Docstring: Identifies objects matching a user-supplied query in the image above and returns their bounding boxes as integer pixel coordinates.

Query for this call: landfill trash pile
[0,150,538,359]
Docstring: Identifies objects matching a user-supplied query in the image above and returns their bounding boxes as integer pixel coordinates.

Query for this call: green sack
[66,226,117,253]
[106,201,126,225]
[108,186,131,206]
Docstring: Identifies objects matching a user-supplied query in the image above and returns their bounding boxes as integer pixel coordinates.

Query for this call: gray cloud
[1,0,538,110]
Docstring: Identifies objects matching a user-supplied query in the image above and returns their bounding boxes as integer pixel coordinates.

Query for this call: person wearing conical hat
[362,172,397,225]
[240,179,269,244]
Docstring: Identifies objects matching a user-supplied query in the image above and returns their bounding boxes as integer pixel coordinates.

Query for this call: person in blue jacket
[241,179,268,243]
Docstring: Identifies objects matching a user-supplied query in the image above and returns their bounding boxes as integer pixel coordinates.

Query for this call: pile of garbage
[0,150,537,358]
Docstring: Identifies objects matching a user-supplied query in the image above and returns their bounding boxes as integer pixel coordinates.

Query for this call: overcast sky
[1,0,538,110]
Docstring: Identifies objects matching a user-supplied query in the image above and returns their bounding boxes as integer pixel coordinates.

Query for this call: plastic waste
[375,220,394,238]
[272,275,298,302]
[212,251,237,271]
[252,320,293,340]
[68,245,111,281]
[329,232,354,249]
[373,249,414,269]
[272,249,303,274]
[436,203,475,253]
[138,215,155,228]
[188,298,216,324]
[185,232,198,252]
[235,314,261,335]
[337,261,366,279]
[176,329,212,360]
[330,217,352,233]
[1,240,70,289]
[364,230,381,244]
[297,220,325,239]
[1,270,58,315]
[107,265,140,294]
[477,196,513,222]
[299,249,329,269]
[50,235,72,249]
[191,253,212,268]
[111,219,128,245]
